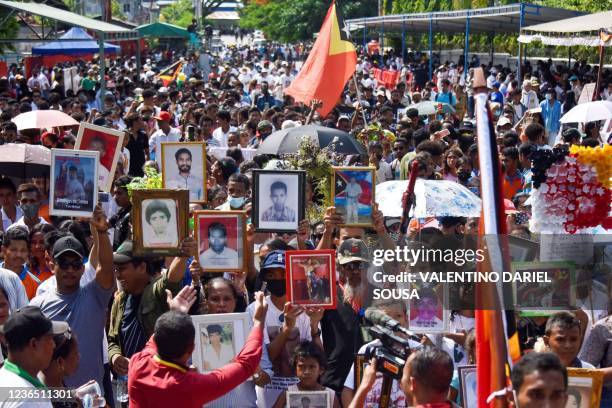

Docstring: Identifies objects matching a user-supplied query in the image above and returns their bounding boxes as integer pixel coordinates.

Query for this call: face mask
[545,94,553,101]
[375,153,383,161]
[228,196,245,208]
[458,171,471,183]
[266,280,286,297]
[21,203,39,219]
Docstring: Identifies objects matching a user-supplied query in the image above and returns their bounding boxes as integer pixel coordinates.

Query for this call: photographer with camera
[350,347,458,408]
[341,300,422,407]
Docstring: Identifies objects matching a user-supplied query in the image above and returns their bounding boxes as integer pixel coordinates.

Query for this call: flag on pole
[472,67,520,408]
[156,61,184,87]
[284,0,357,117]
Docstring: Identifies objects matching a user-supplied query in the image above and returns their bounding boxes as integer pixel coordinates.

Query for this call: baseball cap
[497,117,512,127]
[2,306,70,348]
[337,239,370,265]
[52,236,84,260]
[113,240,146,264]
[261,250,286,271]
[257,120,273,130]
[153,111,171,122]
[569,75,578,81]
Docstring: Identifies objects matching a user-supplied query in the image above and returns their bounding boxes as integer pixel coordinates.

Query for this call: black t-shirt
[320,285,368,392]
[126,129,148,177]
[120,294,148,358]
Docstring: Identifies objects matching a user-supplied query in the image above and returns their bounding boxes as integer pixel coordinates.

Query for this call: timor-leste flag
[284,0,356,117]
[156,60,184,87]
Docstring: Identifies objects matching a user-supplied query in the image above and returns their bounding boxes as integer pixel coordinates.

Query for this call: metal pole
[98,36,106,107]
[517,3,524,84]
[401,18,406,63]
[363,19,367,51]
[464,13,470,79]
[381,17,385,66]
[135,37,142,73]
[490,31,495,65]
[428,16,433,80]
[594,41,605,101]
[568,46,571,66]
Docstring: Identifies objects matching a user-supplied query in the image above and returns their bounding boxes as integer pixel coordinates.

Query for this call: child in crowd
[272,341,340,408]
[542,311,594,368]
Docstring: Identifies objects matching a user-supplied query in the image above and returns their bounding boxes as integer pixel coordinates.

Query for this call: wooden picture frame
[512,261,576,315]
[331,166,376,227]
[161,141,207,203]
[252,169,306,233]
[194,210,248,273]
[354,354,366,388]
[49,148,99,218]
[131,189,188,257]
[458,365,477,408]
[285,250,337,309]
[75,122,125,192]
[285,390,331,408]
[566,368,603,408]
[191,313,250,373]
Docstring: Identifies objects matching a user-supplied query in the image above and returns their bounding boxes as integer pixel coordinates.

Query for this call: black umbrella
[0,143,51,179]
[256,125,367,155]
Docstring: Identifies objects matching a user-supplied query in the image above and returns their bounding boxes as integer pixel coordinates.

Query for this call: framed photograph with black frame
[252,169,305,233]
[49,148,99,218]
[161,141,207,203]
[194,210,247,273]
[131,189,189,257]
[458,365,477,408]
[74,122,125,192]
[331,166,376,227]
[285,390,331,408]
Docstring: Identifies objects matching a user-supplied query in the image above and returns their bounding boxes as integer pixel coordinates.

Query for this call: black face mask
[458,171,471,183]
[267,280,286,297]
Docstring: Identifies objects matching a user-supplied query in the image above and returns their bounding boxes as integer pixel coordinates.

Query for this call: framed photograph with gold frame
[160,141,207,203]
[354,354,366,388]
[331,167,376,227]
[566,368,603,408]
[132,189,189,256]
[194,210,247,273]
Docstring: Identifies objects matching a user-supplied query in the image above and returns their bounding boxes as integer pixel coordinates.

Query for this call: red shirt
[128,326,263,408]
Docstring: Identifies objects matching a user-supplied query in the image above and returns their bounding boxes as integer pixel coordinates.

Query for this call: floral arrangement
[282,137,344,223]
[356,122,396,146]
[126,167,162,198]
[569,144,611,188]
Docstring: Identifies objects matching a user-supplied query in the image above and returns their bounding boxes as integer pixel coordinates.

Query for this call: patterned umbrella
[375,179,481,218]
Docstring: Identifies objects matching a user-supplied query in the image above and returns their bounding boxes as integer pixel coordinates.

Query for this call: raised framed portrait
[407,280,448,333]
[194,210,247,273]
[331,167,375,227]
[354,354,366,388]
[458,365,477,408]
[285,250,337,309]
[49,149,99,218]
[285,391,331,408]
[252,170,305,233]
[75,122,125,192]
[507,235,539,262]
[161,141,207,203]
[131,189,188,256]
[566,368,603,408]
[191,313,250,373]
[512,261,576,314]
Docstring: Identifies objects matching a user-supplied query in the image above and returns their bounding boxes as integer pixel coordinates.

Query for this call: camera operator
[350,347,458,408]
[341,300,422,407]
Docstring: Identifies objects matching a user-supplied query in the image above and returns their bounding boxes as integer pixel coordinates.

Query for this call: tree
[0,9,19,53]
[160,0,194,27]
[239,0,377,43]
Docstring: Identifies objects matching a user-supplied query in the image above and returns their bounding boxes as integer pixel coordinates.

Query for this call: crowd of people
[0,33,610,408]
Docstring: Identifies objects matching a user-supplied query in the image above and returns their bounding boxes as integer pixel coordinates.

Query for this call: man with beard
[166,148,203,201]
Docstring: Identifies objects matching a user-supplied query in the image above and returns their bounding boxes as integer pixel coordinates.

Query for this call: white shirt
[212,126,237,148]
[521,90,539,110]
[149,127,181,167]
[0,365,52,407]
[1,206,23,232]
[9,217,49,232]
[0,268,28,312]
[376,161,393,184]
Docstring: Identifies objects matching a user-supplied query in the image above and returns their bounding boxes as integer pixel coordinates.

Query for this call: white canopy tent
[518,10,612,47]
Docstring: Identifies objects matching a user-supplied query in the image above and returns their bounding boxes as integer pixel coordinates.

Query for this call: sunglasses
[56,259,82,270]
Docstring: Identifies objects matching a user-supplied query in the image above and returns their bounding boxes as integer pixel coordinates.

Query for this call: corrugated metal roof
[521,10,612,33]
[207,11,240,20]
[0,0,132,33]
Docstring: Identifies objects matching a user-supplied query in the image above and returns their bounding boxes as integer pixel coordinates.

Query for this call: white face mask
[545,94,553,101]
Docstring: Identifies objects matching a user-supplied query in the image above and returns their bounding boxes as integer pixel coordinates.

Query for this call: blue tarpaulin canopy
[32,27,120,55]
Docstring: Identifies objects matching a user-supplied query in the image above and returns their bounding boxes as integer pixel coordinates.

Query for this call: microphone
[364,308,422,342]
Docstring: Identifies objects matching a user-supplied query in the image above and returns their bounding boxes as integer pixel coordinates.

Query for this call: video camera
[363,325,414,380]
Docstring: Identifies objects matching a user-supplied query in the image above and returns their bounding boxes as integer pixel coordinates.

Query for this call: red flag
[284,1,357,117]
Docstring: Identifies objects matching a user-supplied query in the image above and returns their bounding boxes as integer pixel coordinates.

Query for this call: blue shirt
[435,91,456,107]
[540,99,561,135]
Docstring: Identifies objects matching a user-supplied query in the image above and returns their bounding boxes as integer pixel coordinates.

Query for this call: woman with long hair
[442,147,464,183]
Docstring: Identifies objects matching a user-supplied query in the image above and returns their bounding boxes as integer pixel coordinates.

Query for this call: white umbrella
[11,110,79,130]
[0,143,50,178]
[559,100,612,124]
[375,179,481,218]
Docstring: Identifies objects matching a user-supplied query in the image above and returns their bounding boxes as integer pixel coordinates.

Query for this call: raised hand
[166,285,198,314]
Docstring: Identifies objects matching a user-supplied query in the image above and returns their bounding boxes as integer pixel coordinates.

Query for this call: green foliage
[240,0,377,43]
[126,167,162,198]
[111,0,126,20]
[160,0,194,27]
[0,9,18,53]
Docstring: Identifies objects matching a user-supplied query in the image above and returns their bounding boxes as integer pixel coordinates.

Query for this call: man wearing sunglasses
[0,306,70,400]
[30,205,115,392]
